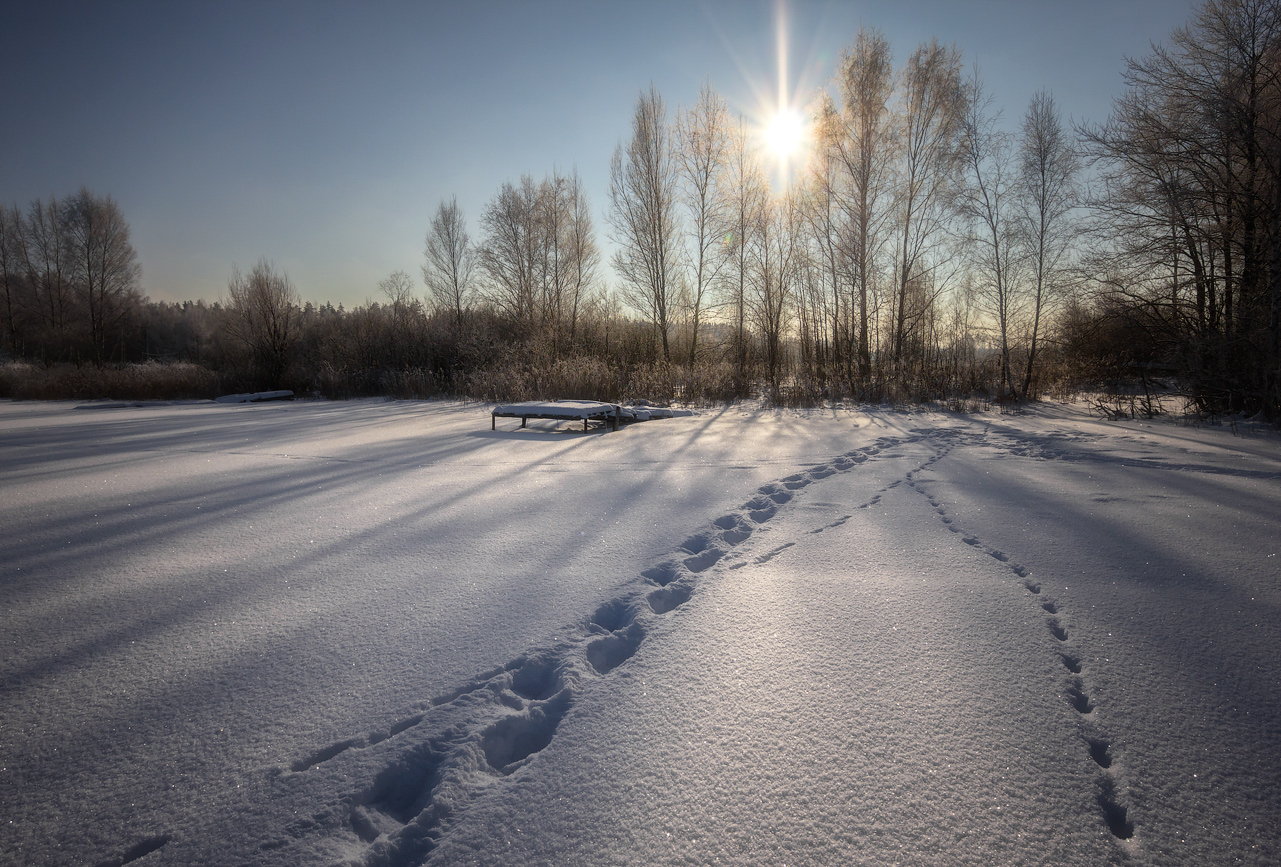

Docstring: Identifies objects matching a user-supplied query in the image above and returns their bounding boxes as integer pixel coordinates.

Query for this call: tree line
[3,0,1278,418]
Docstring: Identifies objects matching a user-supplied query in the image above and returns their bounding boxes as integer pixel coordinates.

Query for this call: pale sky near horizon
[2,0,1197,309]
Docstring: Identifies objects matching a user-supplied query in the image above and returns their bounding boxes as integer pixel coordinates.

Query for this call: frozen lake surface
[2,399,1278,865]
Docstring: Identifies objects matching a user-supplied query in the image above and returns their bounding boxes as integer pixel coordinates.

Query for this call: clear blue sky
[1,0,1196,309]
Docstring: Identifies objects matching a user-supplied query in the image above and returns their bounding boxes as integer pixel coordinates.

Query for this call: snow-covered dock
[491,400,672,431]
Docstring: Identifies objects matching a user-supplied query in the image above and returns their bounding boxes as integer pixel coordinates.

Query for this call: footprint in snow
[647,583,692,614]
[97,834,171,867]
[1087,737,1113,769]
[585,623,646,675]
[1097,778,1135,840]
[481,688,574,775]
[1066,678,1095,714]
[641,562,681,587]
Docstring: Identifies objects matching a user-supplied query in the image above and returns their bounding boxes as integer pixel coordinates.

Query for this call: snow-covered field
[2,398,1278,866]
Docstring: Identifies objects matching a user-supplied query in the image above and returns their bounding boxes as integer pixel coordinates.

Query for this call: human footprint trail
[258,432,927,865]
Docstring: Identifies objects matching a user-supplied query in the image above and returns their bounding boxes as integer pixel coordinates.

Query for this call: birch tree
[722,116,769,381]
[676,83,731,365]
[958,70,1021,398]
[1018,90,1079,398]
[423,196,475,327]
[891,39,966,371]
[827,27,895,381]
[609,85,680,362]
[62,189,142,366]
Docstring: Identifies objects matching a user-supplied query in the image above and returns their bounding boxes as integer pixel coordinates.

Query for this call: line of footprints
[242,430,1132,867]
[261,437,908,866]
[897,432,1137,844]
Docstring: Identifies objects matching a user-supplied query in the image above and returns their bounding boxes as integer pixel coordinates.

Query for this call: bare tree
[753,191,799,395]
[801,123,846,381]
[609,85,680,362]
[559,170,601,349]
[676,82,731,365]
[479,176,542,335]
[477,170,599,352]
[379,269,420,368]
[62,188,142,365]
[1018,90,1080,398]
[423,196,475,327]
[1083,0,1281,415]
[958,69,1021,398]
[722,116,769,381]
[535,169,599,353]
[826,27,895,382]
[18,196,74,358]
[0,204,24,356]
[225,259,300,387]
[891,39,967,370]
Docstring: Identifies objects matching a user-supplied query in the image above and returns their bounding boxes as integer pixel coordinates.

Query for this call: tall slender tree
[722,116,769,382]
[827,27,895,382]
[1018,90,1079,398]
[62,189,141,365]
[423,196,475,328]
[676,82,731,365]
[891,39,967,371]
[958,69,1020,398]
[609,85,680,362]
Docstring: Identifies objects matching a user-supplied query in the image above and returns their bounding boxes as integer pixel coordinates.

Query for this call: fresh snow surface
[1,399,1279,866]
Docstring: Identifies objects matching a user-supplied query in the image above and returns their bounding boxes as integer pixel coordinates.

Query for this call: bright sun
[765,107,805,159]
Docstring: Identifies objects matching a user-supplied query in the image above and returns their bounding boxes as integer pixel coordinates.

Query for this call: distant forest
[2,0,1279,419]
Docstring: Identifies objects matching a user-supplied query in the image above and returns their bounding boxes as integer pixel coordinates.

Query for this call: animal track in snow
[683,547,725,574]
[1087,737,1113,769]
[1066,678,1095,714]
[1047,618,1069,642]
[640,563,681,587]
[96,834,171,867]
[755,542,796,565]
[647,582,692,614]
[905,429,1138,847]
[809,515,853,534]
[509,655,563,702]
[1097,777,1135,840]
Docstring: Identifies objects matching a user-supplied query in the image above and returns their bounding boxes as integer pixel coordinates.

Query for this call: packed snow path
[1,400,1278,865]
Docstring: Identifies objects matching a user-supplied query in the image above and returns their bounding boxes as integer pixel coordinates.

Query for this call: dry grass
[0,362,221,401]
